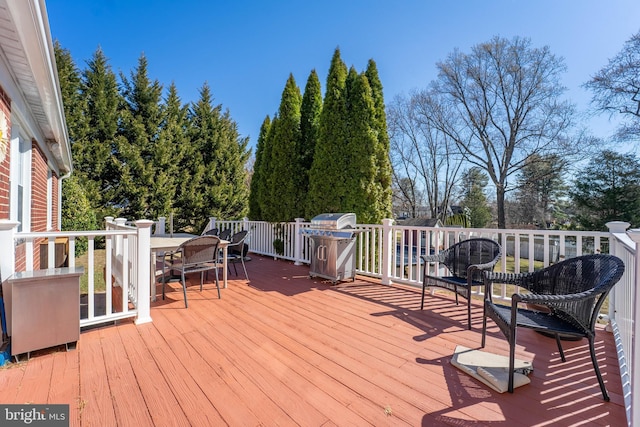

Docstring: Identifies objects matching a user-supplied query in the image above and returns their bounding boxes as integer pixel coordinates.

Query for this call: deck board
[0,255,627,426]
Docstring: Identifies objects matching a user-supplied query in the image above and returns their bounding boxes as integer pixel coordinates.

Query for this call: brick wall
[0,85,10,220]
[31,142,48,233]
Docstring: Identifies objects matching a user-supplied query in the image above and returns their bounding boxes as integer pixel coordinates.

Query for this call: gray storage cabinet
[3,267,84,360]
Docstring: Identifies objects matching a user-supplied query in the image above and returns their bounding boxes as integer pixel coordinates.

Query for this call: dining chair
[226,230,249,279]
[481,254,625,400]
[218,228,232,241]
[203,228,219,236]
[162,235,222,308]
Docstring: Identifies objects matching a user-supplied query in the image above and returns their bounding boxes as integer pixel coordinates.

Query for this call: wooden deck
[0,255,627,426]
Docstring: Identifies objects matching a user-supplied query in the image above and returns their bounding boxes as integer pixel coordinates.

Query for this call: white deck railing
[211,217,638,427]
[0,218,152,328]
[1,215,638,425]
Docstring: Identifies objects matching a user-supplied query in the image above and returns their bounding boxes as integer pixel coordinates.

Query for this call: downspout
[58,170,71,231]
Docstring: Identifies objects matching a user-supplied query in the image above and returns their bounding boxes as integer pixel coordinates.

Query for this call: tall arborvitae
[365,59,393,220]
[307,48,349,216]
[153,83,188,224]
[249,116,270,220]
[117,53,163,220]
[258,115,278,221]
[266,74,302,222]
[78,47,122,218]
[344,67,379,223]
[299,70,322,219]
[185,83,250,232]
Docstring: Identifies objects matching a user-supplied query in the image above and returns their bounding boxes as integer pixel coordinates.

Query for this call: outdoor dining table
[150,233,230,301]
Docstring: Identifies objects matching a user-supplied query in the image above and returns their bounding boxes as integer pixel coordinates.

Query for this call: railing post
[381,218,394,285]
[208,217,217,232]
[294,218,304,265]
[135,219,154,324]
[0,220,20,282]
[626,227,640,427]
[156,217,165,235]
[606,221,631,323]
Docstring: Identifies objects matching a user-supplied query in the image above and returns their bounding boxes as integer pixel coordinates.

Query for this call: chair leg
[420,283,426,310]
[181,272,188,308]
[214,266,221,299]
[240,256,248,280]
[588,335,610,401]
[162,264,167,300]
[467,298,472,330]
[481,311,487,348]
[555,333,566,362]
[508,328,516,393]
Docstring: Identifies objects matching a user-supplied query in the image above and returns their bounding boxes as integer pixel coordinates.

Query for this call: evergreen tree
[117,54,163,220]
[184,83,250,231]
[460,167,492,228]
[248,116,270,220]
[299,70,322,218]
[153,83,188,223]
[308,48,349,216]
[54,42,87,149]
[258,115,278,221]
[77,47,122,219]
[512,154,566,228]
[570,150,640,230]
[365,59,393,220]
[55,42,96,252]
[344,67,379,223]
[267,74,302,222]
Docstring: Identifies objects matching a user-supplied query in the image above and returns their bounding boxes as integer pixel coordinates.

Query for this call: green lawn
[75,249,106,293]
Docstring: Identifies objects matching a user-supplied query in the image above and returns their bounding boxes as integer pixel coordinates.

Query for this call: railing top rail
[18,229,138,239]
[611,232,636,252]
[387,224,609,237]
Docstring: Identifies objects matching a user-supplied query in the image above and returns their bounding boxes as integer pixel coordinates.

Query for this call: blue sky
[46,0,640,153]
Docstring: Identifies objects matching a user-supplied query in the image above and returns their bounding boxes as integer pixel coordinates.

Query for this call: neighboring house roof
[397,218,442,227]
[0,0,71,174]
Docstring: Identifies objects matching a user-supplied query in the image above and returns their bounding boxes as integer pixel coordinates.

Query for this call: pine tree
[461,167,492,228]
[249,116,270,220]
[267,74,302,222]
[78,47,122,219]
[117,54,164,220]
[55,41,97,251]
[185,83,250,231]
[299,70,322,218]
[307,48,349,216]
[153,83,188,224]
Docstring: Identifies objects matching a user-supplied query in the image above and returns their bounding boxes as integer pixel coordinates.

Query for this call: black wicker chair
[421,238,501,329]
[481,254,625,400]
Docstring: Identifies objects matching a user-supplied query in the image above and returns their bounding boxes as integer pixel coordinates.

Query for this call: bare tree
[585,30,640,142]
[388,92,463,222]
[427,36,584,228]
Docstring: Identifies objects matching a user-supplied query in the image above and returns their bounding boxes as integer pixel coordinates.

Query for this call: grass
[74,249,106,294]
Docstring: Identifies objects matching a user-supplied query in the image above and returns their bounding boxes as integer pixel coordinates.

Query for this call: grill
[301,213,359,284]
